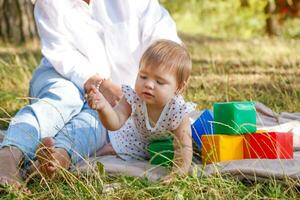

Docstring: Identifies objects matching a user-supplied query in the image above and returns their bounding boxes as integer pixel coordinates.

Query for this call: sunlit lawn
[0,34,300,199]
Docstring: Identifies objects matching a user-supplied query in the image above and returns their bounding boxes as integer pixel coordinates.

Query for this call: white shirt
[34,0,181,90]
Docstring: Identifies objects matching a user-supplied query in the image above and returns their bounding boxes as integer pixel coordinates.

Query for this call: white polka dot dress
[108,85,195,161]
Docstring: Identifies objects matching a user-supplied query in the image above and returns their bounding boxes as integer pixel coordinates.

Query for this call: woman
[0,0,181,188]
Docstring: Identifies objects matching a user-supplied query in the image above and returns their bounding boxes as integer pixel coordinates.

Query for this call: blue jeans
[0,58,108,164]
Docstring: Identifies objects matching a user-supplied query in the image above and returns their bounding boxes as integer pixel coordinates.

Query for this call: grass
[0,35,300,199]
[181,34,300,113]
[0,41,39,129]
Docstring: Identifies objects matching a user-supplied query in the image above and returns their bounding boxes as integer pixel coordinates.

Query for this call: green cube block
[213,101,256,134]
[148,138,174,167]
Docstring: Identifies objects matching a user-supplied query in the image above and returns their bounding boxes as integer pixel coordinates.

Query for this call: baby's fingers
[161,175,175,185]
[86,94,97,107]
[91,100,98,110]
[90,84,99,93]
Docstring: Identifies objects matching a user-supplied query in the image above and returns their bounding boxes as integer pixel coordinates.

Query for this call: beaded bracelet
[96,79,105,91]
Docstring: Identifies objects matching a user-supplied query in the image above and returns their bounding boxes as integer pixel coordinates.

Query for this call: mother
[0,0,181,187]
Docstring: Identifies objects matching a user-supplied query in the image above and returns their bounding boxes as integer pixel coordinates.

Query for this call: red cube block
[244,131,293,159]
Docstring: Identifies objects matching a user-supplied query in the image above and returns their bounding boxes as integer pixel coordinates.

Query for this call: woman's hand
[84,74,123,107]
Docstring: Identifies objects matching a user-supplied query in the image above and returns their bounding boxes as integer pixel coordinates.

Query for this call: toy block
[148,138,174,167]
[191,109,214,149]
[214,102,256,134]
[201,135,244,164]
[244,131,293,159]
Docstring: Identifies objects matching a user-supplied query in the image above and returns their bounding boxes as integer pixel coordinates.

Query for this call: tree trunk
[240,0,249,7]
[265,0,280,36]
[0,0,37,43]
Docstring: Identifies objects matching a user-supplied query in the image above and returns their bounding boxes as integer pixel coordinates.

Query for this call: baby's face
[135,66,178,109]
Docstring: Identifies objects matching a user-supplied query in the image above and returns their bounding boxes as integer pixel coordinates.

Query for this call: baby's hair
[139,39,192,87]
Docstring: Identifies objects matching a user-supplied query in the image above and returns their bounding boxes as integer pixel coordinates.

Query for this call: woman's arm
[87,85,131,131]
[171,115,193,175]
[139,0,182,50]
[34,0,110,91]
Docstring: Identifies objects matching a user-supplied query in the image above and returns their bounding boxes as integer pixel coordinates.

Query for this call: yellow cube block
[201,135,244,164]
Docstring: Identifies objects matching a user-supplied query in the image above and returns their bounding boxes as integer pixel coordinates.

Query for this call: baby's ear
[176,78,190,94]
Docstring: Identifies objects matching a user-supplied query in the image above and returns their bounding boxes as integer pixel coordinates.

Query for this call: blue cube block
[191,109,214,149]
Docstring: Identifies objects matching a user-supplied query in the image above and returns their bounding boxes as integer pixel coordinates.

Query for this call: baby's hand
[161,174,176,185]
[87,85,107,111]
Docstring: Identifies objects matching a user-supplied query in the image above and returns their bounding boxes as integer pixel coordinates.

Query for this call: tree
[265,0,280,35]
[0,0,37,43]
[240,0,250,7]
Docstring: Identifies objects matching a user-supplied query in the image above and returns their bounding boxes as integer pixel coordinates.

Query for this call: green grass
[181,34,300,113]
[0,41,39,129]
[2,170,300,199]
[0,35,300,199]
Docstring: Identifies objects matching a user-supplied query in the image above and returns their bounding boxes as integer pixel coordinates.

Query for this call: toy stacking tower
[201,101,293,164]
[201,102,256,163]
[148,102,294,167]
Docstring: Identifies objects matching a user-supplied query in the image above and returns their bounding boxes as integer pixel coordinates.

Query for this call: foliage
[161,0,300,39]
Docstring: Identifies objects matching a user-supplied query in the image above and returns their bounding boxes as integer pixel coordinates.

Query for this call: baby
[87,39,195,180]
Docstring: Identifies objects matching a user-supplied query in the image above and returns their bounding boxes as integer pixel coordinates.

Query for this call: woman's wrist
[95,78,106,91]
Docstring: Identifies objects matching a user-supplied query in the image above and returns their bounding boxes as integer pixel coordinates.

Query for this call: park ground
[0,34,300,199]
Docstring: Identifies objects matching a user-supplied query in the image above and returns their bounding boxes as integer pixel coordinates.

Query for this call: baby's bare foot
[36,137,71,179]
[96,143,116,156]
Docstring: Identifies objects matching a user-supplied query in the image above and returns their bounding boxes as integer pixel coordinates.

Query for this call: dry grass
[0,35,300,199]
[181,34,300,113]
